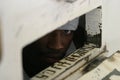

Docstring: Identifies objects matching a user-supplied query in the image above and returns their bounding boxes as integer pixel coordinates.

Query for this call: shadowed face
[23,30,74,77]
[36,30,73,63]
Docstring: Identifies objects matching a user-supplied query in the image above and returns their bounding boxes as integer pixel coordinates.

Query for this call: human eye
[63,30,73,35]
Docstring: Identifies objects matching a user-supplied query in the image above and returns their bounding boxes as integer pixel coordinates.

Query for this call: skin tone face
[23,30,74,77]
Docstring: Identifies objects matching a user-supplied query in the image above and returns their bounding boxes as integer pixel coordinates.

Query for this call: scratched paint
[86,7,102,47]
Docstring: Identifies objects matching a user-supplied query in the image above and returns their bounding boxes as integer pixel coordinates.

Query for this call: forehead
[57,18,79,31]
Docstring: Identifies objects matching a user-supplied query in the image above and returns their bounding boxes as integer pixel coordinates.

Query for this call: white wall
[102,0,120,56]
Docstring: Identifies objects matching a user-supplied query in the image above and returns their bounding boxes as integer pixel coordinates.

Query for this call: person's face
[35,30,73,64]
[23,30,74,77]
